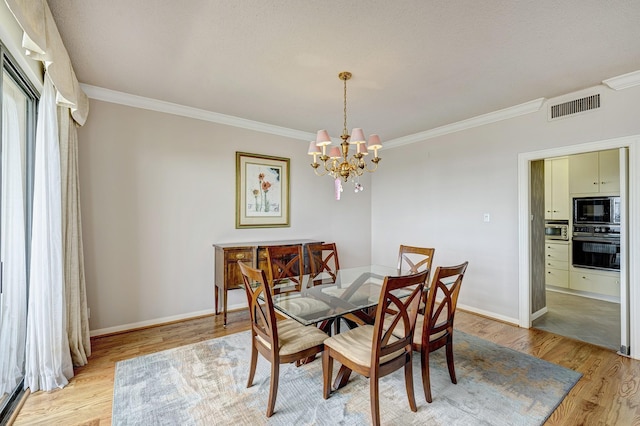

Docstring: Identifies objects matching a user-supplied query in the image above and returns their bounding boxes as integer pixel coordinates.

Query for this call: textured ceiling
[47,0,640,142]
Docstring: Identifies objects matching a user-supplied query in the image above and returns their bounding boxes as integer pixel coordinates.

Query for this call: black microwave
[573,196,620,224]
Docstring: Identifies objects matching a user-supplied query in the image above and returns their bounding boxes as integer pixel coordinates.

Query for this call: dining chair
[238,261,328,417]
[265,244,331,323]
[265,244,304,294]
[322,270,429,426]
[413,261,469,403]
[397,245,435,277]
[307,242,340,285]
[307,242,345,333]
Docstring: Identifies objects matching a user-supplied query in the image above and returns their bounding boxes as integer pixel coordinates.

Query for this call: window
[0,43,38,422]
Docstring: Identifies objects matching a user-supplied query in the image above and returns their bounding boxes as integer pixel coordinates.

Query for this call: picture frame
[236,152,290,228]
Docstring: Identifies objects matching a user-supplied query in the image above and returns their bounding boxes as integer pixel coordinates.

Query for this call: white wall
[78,100,372,333]
[80,82,640,334]
[371,83,640,323]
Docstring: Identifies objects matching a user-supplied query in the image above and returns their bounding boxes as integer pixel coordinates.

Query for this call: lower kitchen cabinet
[545,242,569,288]
[570,269,620,297]
[546,268,569,288]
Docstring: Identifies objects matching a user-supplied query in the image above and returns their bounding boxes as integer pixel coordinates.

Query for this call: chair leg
[247,342,258,388]
[322,349,333,399]
[404,354,417,412]
[421,348,433,403]
[266,361,279,417]
[446,338,457,384]
[370,373,381,426]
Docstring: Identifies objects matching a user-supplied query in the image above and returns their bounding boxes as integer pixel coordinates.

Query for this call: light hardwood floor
[11,309,640,425]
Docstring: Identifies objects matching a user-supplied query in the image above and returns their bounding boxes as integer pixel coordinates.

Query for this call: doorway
[517,137,639,360]
[530,151,623,351]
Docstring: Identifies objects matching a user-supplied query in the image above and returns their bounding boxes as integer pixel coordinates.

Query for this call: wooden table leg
[223,285,228,327]
[214,285,219,315]
[333,365,352,390]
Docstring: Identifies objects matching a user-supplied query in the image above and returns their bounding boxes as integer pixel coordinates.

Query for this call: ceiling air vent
[548,94,600,120]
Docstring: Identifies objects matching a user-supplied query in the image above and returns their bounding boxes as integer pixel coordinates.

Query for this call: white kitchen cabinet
[569,149,620,195]
[598,149,621,193]
[544,157,569,220]
[545,242,569,288]
[570,269,620,297]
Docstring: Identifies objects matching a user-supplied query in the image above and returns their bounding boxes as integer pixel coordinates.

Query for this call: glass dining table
[268,264,414,328]
[261,264,422,390]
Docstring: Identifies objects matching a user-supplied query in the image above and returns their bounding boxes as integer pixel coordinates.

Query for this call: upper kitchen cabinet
[569,149,620,195]
[544,157,569,220]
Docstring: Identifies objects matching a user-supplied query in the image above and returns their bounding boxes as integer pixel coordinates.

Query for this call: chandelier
[308,71,382,187]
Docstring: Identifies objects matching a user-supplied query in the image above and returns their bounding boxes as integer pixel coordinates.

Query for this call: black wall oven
[572,235,620,271]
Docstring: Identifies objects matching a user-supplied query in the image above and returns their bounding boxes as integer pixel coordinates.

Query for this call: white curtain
[59,107,91,366]
[24,75,73,392]
[0,79,28,395]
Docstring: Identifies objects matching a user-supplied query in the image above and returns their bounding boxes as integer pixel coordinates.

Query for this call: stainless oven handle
[572,237,619,243]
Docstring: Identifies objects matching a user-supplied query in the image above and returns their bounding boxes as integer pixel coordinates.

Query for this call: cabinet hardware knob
[601,182,605,184]
[236,253,245,259]
[593,182,598,185]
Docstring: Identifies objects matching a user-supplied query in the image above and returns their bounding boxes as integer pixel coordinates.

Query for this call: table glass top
[269,264,412,326]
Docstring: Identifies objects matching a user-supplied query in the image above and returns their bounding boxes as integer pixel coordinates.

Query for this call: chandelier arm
[363,159,380,173]
[312,166,330,177]
[324,158,340,175]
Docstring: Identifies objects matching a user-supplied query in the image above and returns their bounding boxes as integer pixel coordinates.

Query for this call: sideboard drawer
[225,249,253,262]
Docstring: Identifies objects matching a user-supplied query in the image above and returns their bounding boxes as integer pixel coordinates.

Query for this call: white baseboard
[90,308,218,337]
[90,301,517,337]
[457,303,520,327]
[531,306,548,321]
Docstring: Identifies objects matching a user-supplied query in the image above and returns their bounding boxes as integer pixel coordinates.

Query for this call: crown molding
[80,84,315,141]
[602,70,640,90]
[81,69,640,149]
[81,83,547,148]
[385,98,546,148]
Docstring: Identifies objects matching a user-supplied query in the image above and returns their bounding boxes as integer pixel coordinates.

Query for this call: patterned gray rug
[112,330,581,425]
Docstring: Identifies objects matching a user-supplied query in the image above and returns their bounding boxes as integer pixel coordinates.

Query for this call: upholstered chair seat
[323,325,407,368]
[256,318,328,357]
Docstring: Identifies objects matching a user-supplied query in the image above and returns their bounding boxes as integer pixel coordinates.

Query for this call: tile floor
[532,290,620,351]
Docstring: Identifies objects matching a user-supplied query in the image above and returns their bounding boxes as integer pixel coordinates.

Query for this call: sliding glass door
[0,46,37,420]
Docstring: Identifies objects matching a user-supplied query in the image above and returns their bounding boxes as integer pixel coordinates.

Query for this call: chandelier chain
[343,75,348,137]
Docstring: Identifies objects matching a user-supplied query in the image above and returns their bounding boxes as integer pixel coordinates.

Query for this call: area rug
[112,330,581,425]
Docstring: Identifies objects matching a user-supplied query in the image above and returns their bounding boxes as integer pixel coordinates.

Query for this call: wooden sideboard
[213,239,322,326]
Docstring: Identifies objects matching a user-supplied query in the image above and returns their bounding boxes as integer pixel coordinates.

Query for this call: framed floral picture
[236,152,290,228]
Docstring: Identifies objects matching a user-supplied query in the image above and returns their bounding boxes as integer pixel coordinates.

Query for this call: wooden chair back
[239,260,328,417]
[397,245,435,276]
[265,244,304,294]
[372,270,429,366]
[422,262,469,348]
[307,242,340,285]
[238,261,278,354]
